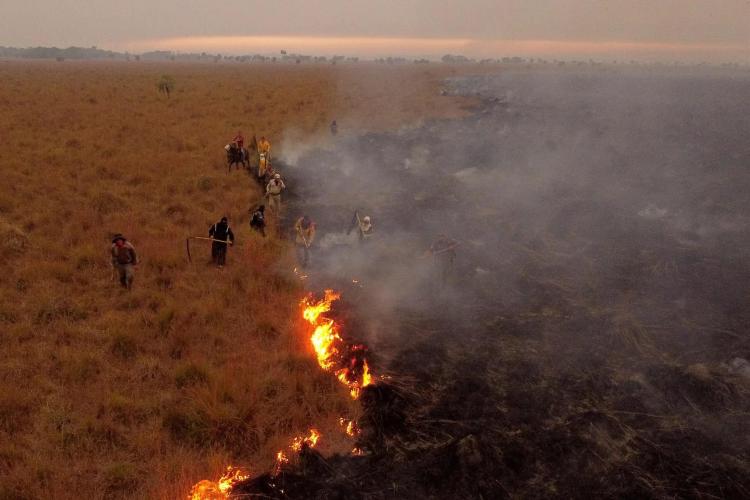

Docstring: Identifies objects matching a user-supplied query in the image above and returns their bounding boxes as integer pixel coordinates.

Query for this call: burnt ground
[234,67,750,499]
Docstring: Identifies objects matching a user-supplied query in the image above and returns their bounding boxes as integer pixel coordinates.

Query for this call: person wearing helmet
[347,210,373,243]
[294,215,316,267]
[358,215,373,242]
[257,136,271,157]
[208,216,235,267]
[257,136,272,175]
[265,173,286,214]
[110,234,139,289]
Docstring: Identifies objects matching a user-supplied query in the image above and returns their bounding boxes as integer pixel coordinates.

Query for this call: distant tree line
[0,45,127,60]
[0,46,746,69]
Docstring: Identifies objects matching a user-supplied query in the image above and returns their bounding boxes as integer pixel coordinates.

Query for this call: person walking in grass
[265,173,286,214]
[294,215,316,268]
[111,234,138,289]
[233,130,246,162]
[258,135,271,159]
[250,205,266,237]
[208,216,234,267]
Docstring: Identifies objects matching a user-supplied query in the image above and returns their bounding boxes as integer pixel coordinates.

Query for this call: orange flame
[339,418,360,437]
[273,451,289,476]
[189,290,371,498]
[189,466,249,500]
[302,290,374,399]
[291,428,321,452]
[274,428,321,475]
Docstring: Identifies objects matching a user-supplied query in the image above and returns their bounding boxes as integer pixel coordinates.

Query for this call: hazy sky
[2,1,749,61]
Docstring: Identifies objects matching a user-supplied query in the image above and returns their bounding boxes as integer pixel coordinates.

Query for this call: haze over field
[2,0,750,62]
[2,2,750,499]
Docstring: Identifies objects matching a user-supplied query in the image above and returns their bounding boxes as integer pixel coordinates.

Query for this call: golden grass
[0,60,472,499]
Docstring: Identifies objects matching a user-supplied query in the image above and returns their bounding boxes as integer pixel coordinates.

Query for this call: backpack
[114,244,133,264]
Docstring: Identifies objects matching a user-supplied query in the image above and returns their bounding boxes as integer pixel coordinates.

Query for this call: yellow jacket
[295,218,316,246]
[258,139,271,154]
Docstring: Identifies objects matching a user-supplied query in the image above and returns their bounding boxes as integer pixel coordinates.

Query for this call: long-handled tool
[300,232,311,249]
[420,241,461,259]
[347,210,363,237]
[432,242,460,255]
[186,236,232,263]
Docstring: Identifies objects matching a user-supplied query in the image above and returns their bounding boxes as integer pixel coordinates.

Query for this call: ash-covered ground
[240,68,750,499]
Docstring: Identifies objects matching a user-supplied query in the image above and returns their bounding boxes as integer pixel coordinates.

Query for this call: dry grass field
[0,60,473,499]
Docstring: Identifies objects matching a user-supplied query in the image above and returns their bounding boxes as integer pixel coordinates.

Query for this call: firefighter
[250,205,266,237]
[347,211,373,243]
[294,215,316,267]
[110,234,138,289]
[358,215,373,242]
[233,131,246,162]
[208,216,235,267]
[258,136,271,159]
[266,173,286,213]
[429,234,458,284]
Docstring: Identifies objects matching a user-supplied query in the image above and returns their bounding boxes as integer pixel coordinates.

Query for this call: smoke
[279,65,750,361]
[271,64,750,496]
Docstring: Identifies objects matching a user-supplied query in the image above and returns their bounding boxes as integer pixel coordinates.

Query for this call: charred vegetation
[255,67,750,499]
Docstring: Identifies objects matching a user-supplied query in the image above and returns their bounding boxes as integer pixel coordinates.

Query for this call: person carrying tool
[294,215,316,267]
[250,205,266,237]
[347,210,373,243]
[258,135,271,158]
[429,234,459,283]
[110,234,138,289]
[359,216,373,241]
[266,173,286,213]
[208,216,234,267]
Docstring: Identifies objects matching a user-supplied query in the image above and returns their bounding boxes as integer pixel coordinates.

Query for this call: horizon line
[114,35,750,63]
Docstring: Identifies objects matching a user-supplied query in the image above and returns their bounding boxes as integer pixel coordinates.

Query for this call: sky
[2,0,749,62]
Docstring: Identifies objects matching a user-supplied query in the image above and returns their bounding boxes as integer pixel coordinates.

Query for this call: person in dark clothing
[330,120,338,136]
[208,217,234,267]
[250,205,266,237]
[110,234,138,289]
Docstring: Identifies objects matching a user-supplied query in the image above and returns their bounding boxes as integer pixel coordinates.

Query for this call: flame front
[291,428,321,452]
[302,290,373,399]
[274,428,321,475]
[189,290,371,498]
[339,417,360,437]
[189,466,249,500]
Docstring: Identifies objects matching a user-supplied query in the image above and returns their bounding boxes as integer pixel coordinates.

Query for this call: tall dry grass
[0,60,470,498]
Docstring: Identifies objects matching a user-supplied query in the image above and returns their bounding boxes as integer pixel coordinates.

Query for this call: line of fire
[189,289,375,499]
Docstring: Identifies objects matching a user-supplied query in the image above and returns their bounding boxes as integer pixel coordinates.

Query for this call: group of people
[230,132,287,214]
[110,209,455,290]
[111,130,456,289]
[230,131,271,164]
[204,212,317,269]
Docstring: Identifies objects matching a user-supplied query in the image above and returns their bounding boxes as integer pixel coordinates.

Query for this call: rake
[185,236,232,263]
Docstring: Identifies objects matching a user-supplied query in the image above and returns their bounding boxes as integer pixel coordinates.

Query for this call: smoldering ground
[250,67,750,498]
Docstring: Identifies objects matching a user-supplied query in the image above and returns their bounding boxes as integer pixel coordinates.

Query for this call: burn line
[188,290,373,499]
